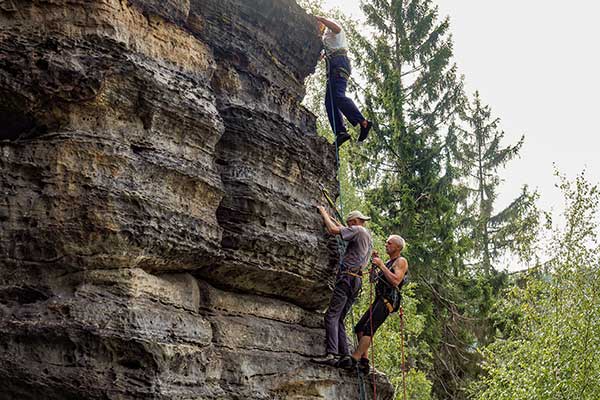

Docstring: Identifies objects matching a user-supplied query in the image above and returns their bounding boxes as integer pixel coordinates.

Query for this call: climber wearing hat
[312,207,373,366]
[315,15,372,147]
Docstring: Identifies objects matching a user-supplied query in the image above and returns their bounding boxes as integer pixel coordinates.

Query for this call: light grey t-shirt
[340,225,372,270]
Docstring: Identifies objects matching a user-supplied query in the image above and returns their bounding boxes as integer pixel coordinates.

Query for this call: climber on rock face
[338,235,408,373]
[312,207,373,367]
[315,16,372,148]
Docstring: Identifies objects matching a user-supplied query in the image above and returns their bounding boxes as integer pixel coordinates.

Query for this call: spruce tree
[449,91,539,275]
[343,1,478,398]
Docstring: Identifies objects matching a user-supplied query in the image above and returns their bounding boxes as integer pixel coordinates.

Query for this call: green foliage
[296,0,325,15]
[473,172,600,399]
[449,92,539,273]
[295,8,431,398]
[298,2,540,399]
[405,369,434,400]
[348,280,434,400]
[343,1,486,398]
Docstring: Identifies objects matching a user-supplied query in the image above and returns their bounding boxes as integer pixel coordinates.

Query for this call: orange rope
[399,306,407,400]
[369,266,377,399]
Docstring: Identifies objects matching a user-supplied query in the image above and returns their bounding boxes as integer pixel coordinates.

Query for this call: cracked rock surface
[0,1,394,399]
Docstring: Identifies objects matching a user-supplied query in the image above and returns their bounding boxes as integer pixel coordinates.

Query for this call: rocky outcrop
[0,1,394,399]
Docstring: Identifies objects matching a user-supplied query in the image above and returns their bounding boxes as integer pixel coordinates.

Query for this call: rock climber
[339,234,408,373]
[315,15,372,147]
[312,207,373,366]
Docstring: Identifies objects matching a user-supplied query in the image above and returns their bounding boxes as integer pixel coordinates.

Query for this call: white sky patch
[322,0,600,219]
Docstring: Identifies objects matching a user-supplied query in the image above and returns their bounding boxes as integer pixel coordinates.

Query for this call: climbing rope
[369,264,377,400]
[321,186,344,225]
[399,306,408,400]
[324,56,349,262]
[347,281,367,400]
[326,55,411,400]
[327,57,370,400]
[328,62,345,219]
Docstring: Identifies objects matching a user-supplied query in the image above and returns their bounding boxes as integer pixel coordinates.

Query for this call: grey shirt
[340,225,372,270]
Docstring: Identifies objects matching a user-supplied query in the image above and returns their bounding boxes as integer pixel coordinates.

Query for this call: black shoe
[335,132,351,147]
[358,358,370,374]
[311,353,339,367]
[358,120,372,142]
[336,355,358,369]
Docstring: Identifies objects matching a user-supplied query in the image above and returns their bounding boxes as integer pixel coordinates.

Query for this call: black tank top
[375,258,407,310]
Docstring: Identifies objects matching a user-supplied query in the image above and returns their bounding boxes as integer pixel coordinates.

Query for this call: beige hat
[346,210,371,222]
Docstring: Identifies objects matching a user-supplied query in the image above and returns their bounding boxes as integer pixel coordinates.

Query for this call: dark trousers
[325,55,365,135]
[324,275,362,355]
[354,296,390,337]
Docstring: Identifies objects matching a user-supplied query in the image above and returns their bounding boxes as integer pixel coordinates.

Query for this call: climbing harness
[326,48,348,58]
[373,264,405,314]
[364,259,409,400]
[344,271,363,279]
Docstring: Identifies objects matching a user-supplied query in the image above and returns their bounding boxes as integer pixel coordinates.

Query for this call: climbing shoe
[358,120,372,142]
[311,353,339,367]
[335,132,351,147]
[336,355,358,369]
[358,358,370,374]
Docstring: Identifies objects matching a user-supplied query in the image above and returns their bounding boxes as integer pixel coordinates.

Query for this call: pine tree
[449,91,539,275]
[298,6,436,396]
[345,0,464,244]
[343,1,481,398]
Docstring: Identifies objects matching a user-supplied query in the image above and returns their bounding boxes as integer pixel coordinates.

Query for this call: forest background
[298,1,600,399]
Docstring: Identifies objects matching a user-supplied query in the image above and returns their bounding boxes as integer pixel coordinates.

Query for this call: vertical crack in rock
[0,0,394,399]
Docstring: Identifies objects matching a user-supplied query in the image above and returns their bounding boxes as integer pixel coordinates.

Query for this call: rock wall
[0,1,393,399]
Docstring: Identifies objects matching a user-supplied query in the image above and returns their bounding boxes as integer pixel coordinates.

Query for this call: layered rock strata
[0,0,394,398]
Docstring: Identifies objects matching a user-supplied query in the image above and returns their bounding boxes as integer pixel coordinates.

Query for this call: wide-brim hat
[346,210,371,222]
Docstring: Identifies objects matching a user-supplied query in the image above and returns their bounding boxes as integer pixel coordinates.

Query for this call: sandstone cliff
[0,1,393,399]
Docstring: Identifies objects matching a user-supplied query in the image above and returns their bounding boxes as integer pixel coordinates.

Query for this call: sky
[321,0,600,219]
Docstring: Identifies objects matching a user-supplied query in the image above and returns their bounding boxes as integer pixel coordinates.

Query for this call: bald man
[338,235,408,372]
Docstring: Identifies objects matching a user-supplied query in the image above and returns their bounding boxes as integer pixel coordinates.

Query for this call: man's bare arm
[377,257,408,287]
[315,16,341,34]
[318,205,342,235]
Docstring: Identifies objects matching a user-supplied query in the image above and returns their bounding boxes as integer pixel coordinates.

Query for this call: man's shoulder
[341,225,372,241]
[395,256,408,269]
[353,225,371,238]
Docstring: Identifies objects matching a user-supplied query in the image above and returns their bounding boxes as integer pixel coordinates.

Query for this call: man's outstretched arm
[315,16,341,34]
[318,205,342,235]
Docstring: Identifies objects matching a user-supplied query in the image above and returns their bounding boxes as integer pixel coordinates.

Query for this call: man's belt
[326,49,348,58]
[343,266,363,278]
